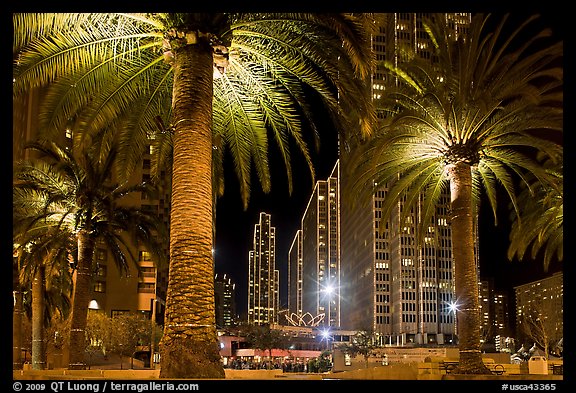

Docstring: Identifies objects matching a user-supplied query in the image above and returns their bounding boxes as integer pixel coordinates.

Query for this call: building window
[95,265,107,277]
[139,251,152,261]
[138,283,155,293]
[96,248,107,261]
[93,281,106,293]
[139,267,156,278]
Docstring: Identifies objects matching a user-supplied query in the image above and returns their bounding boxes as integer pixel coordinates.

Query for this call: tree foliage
[346,13,562,374]
[339,330,378,367]
[13,12,375,377]
[507,152,563,269]
[13,139,168,369]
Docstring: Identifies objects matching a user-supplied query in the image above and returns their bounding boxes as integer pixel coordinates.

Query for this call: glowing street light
[321,328,332,351]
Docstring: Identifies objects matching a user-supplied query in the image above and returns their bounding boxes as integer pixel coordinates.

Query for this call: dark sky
[213,11,566,319]
[214,112,339,318]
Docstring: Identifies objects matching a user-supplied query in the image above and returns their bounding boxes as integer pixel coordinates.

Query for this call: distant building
[215,273,237,329]
[514,272,563,348]
[247,212,279,325]
[287,230,303,318]
[479,279,512,349]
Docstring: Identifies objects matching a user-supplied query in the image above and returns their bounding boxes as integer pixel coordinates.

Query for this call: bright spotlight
[448,300,459,313]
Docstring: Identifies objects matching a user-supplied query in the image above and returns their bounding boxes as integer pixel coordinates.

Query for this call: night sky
[214,109,339,318]
[213,11,566,320]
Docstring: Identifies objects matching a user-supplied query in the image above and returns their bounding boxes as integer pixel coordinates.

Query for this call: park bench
[439,360,459,374]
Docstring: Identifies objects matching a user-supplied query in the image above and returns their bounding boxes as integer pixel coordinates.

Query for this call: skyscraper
[288,230,303,317]
[299,161,340,328]
[281,13,474,345]
[339,12,472,346]
[214,273,237,329]
[247,212,279,325]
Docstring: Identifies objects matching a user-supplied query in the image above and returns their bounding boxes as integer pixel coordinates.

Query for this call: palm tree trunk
[68,230,95,370]
[32,265,46,370]
[158,41,224,379]
[13,260,24,370]
[448,162,490,374]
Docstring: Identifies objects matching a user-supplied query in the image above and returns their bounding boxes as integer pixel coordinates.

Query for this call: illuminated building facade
[215,273,237,329]
[514,272,563,346]
[300,161,340,328]
[338,13,472,344]
[247,212,279,325]
[479,279,512,348]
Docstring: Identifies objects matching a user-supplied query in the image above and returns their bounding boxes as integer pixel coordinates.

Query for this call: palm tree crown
[13,139,168,370]
[347,13,562,374]
[13,13,376,206]
[13,13,376,377]
[507,152,563,269]
[350,13,562,235]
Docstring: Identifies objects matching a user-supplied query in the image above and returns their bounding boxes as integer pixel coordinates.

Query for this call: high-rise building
[214,273,237,329]
[298,162,340,328]
[514,272,563,347]
[340,173,460,345]
[247,212,279,325]
[479,279,512,348]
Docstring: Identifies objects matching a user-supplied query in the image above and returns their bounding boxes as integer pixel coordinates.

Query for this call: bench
[440,362,505,375]
[440,361,459,374]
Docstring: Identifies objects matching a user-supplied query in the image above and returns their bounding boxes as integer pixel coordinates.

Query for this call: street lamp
[321,328,332,351]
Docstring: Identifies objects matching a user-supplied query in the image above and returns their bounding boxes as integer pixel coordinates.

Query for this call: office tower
[367,13,471,122]
[340,175,460,345]
[288,230,303,317]
[338,13,472,345]
[300,161,340,328]
[247,212,278,325]
[479,279,512,349]
[514,272,563,348]
[214,273,237,329]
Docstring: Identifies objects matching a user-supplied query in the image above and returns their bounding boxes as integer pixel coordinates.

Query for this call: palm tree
[13,228,74,370]
[13,162,76,371]
[507,152,563,269]
[347,13,562,374]
[13,13,375,378]
[13,248,25,369]
[13,139,168,370]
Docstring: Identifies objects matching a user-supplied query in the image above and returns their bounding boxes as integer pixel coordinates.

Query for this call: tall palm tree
[13,248,25,370]
[13,13,375,377]
[13,229,74,370]
[347,13,562,374]
[13,139,168,370]
[507,152,563,269]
